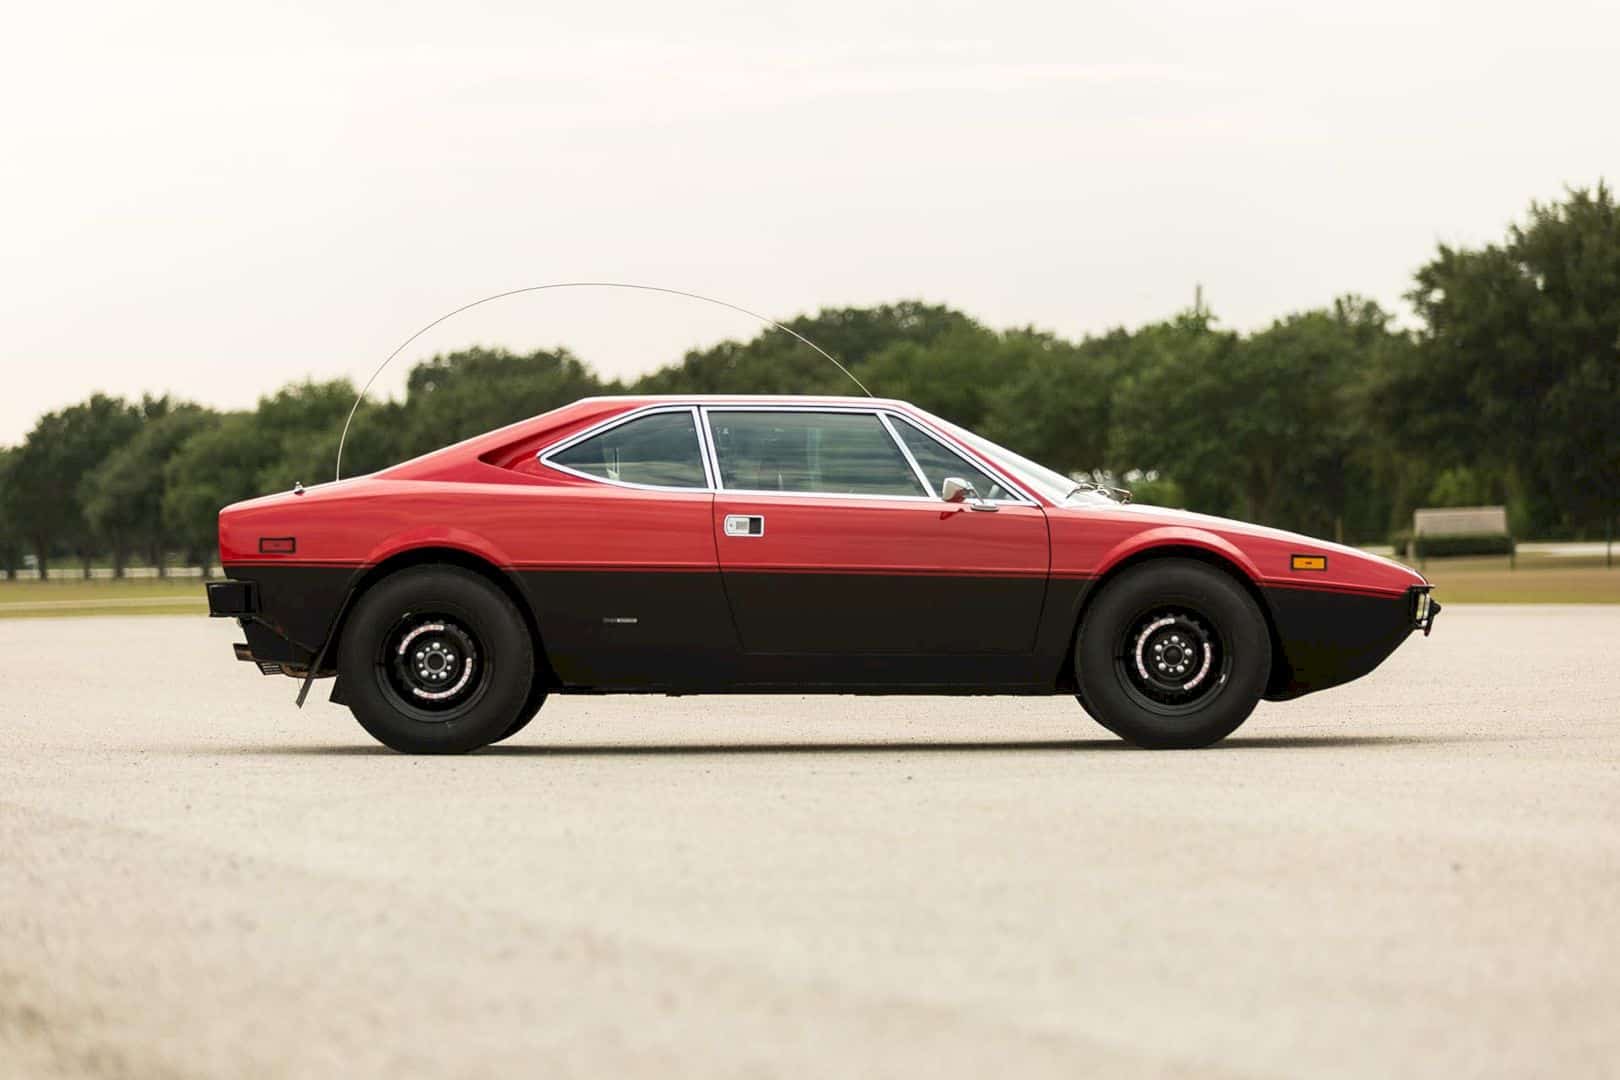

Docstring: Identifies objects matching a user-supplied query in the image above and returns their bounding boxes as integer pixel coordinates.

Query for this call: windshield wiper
[1065,479,1131,504]
[1066,479,1107,501]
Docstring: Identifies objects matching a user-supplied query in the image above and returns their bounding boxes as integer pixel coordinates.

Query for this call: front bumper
[1411,585,1441,636]
[1263,582,1440,700]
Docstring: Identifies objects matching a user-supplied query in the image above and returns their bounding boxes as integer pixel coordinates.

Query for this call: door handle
[724,514,765,537]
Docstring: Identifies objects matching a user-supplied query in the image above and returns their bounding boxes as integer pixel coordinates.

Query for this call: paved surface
[3,609,1618,1078]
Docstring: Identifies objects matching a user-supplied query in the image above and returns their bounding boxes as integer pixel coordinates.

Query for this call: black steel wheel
[338,566,534,754]
[381,614,486,718]
[1074,558,1270,749]
[1114,607,1230,715]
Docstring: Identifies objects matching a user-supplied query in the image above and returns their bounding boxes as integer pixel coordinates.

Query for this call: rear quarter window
[547,410,707,488]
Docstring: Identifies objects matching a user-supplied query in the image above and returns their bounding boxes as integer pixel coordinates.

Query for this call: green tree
[983,330,1123,477]
[282,401,409,488]
[1107,313,1246,518]
[634,302,976,396]
[252,380,367,491]
[82,405,218,576]
[1109,301,1404,539]
[1258,297,1413,541]
[396,347,601,461]
[155,381,433,570]
[858,324,1030,432]
[0,447,22,579]
[161,413,269,569]
[1404,183,1620,556]
[1424,467,1499,508]
[8,394,144,577]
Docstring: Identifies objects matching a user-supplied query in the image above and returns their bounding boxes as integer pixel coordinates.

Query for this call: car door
[528,405,737,689]
[704,407,1050,675]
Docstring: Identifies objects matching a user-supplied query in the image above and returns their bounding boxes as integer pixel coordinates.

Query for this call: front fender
[1092,526,1266,583]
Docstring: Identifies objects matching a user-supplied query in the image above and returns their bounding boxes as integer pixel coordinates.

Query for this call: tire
[491,681,548,744]
[337,565,535,754]
[1074,558,1271,749]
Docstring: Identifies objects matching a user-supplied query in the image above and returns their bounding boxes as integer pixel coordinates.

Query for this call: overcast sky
[2,0,1616,442]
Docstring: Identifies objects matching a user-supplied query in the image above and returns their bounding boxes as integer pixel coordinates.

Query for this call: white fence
[6,565,221,581]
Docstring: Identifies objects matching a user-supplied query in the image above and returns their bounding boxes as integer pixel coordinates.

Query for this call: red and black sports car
[209,395,1438,753]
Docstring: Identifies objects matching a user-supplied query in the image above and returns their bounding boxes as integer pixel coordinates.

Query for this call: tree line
[1,185,1615,578]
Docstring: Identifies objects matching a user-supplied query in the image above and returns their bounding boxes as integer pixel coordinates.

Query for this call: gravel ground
[3,608,1617,1078]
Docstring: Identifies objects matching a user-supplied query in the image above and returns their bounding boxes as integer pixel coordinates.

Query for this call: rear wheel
[1074,559,1270,749]
[338,566,534,754]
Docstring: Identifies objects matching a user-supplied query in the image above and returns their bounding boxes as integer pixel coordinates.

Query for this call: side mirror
[940,476,997,511]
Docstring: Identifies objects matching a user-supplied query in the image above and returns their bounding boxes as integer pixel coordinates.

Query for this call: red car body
[210,396,1437,747]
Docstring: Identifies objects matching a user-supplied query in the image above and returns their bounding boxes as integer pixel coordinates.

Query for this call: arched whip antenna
[335,282,872,481]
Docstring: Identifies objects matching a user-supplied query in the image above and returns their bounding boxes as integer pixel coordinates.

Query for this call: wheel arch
[1066,543,1287,696]
[328,545,555,690]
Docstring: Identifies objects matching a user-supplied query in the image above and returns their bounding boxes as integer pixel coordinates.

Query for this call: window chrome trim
[882,411,1036,505]
[878,412,936,497]
[697,407,724,494]
[536,400,1039,505]
[537,404,716,492]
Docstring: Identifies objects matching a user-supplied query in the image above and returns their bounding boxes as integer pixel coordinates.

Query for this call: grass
[0,577,206,618]
[0,554,1614,618]
[1401,555,1620,604]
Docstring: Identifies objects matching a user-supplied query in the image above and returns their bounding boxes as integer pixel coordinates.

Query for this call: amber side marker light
[259,537,297,555]
[1290,554,1327,572]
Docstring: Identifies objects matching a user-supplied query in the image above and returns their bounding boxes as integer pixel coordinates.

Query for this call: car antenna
[334,282,873,482]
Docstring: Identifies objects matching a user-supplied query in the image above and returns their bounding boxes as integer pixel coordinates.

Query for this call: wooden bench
[1412,505,1514,568]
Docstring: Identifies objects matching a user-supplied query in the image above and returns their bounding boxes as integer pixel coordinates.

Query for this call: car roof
[575,393,916,410]
[376,392,945,486]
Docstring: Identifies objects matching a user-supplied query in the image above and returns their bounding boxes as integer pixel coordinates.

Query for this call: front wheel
[338,566,535,754]
[1074,559,1271,749]
[491,682,548,744]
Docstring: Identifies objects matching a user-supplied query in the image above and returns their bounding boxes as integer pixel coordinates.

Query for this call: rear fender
[360,526,516,570]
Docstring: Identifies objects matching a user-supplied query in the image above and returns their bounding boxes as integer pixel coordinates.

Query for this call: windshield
[919,410,1105,505]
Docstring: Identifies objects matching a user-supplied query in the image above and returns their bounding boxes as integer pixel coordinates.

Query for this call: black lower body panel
[719,652,1050,693]
[1262,585,1419,700]
[219,563,358,667]
[719,570,1047,654]
[519,568,1064,692]
[224,564,1083,695]
[1031,575,1092,691]
[516,569,741,689]
[216,560,1431,703]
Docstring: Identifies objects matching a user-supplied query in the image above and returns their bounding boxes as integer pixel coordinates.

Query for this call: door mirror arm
[940,476,998,512]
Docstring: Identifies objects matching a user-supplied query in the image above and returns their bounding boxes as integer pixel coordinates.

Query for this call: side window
[709,411,926,497]
[890,416,1015,501]
[549,410,708,488]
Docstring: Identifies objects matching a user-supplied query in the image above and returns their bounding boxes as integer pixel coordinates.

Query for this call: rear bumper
[206,580,258,617]
[211,563,354,671]
[210,581,290,674]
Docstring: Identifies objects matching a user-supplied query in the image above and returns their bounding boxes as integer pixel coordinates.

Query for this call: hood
[1046,500,1428,595]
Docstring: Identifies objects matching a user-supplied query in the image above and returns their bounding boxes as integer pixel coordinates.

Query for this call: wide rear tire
[338,566,534,754]
[1074,559,1270,749]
